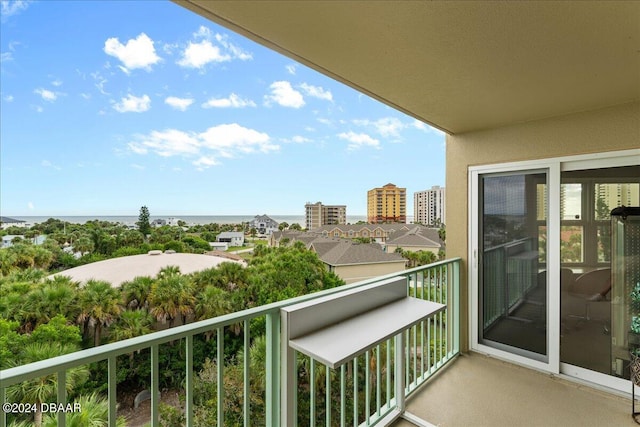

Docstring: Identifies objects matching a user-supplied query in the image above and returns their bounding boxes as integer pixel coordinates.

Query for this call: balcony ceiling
[175,1,640,135]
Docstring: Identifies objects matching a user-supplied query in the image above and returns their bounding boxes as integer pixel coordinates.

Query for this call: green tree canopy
[137,205,152,238]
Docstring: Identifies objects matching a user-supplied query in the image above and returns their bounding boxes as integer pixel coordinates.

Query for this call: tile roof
[310,241,405,266]
[386,226,443,249]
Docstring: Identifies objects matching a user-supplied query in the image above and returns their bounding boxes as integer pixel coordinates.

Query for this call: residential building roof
[310,241,405,266]
[218,231,244,238]
[386,226,443,249]
[251,214,278,224]
[311,223,416,234]
[274,230,405,266]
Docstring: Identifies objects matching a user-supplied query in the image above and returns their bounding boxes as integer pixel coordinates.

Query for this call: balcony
[392,352,631,427]
[1,259,460,427]
[0,257,633,427]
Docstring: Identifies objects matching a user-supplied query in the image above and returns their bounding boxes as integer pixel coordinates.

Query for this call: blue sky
[0,0,445,217]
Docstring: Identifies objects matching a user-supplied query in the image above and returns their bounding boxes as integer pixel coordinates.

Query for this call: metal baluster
[151,344,159,427]
[243,321,250,427]
[186,335,193,427]
[57,369,66,427]
[217,328,224,427]
[108,356,117,427]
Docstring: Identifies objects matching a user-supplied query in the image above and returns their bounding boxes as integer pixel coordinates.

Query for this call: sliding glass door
[470,150,640,389]
[478,170,549,362]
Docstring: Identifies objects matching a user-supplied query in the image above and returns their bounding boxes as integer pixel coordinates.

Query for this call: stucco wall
[334,262,406,284]
[445,101,640,351]
[385,244,439,255]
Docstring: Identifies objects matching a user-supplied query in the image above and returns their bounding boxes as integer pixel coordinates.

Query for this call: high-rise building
[367,183,406,224]
[414,185,446,225]
[305,202,347,230]
[595,183,640,216]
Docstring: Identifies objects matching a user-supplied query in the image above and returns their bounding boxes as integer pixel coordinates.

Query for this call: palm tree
[194,286,231,340]
[158,265,181,278]
[0,282,36,331]
[110,309,153,368]
[6,343,88,427]
[148,274,195,327]
[37,277,80,324]
[39,392,127,427]
[190,267,222,294]
[77,280,122,346]
[120,276,153,311]
[73,235,93,256]
[18,279,79,335]
[110,309,153,341]
[0,249,18,276]
[217,261,248,291]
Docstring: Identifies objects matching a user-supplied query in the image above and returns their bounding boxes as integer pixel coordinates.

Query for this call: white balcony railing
[0,258,460,427]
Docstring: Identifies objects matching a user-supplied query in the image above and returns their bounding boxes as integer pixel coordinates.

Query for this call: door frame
[469,149,639,385]
[469,159,560,374]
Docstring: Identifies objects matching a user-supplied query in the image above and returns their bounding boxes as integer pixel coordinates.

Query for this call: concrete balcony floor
[393,352,633,427]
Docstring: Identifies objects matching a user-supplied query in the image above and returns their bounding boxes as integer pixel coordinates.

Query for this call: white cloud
[194,26,212,39]
[178,40,230,68]
[199,124,277,157]
[130,163,145,170]
[283,135,312,144]
[412,119,445,135]
[129,129,200,157]
[202,93,256,108]
[128,124,277,169]
[338,131,380,151]
[165,96,194,111]
[193,156,219,170]
[300,83,333,102]
[91,71,109,95]
[214,33,252,61]
[41,159,61,170]
[177,28,252,70]
[27,201,34,210]
[265,81,305,108]
[34,88,57,102]
[51,79,62,87]
[113,94,151,113]
[3,94,14,102]
[1,51,13,62]
[1,0,30,20]
[286,64,298,75]
[353,117,406,138]
[412,119,427,131]
[127,143,148,155]
[104,33,161,72]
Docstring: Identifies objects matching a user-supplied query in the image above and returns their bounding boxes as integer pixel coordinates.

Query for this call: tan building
[270,230,407,283]
[305,202,347,230]
[310,240,406,284]
[414,185,446,226]
[367,183,406,224]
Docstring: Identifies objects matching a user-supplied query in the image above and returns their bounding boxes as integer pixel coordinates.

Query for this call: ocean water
[9,215,391,226]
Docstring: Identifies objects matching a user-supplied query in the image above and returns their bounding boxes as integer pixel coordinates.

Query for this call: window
[560,169,640,266]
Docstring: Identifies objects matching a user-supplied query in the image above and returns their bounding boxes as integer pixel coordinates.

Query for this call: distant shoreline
[5,215,416,227]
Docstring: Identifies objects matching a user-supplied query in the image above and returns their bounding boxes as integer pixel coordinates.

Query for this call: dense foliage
[0,218,345,426]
